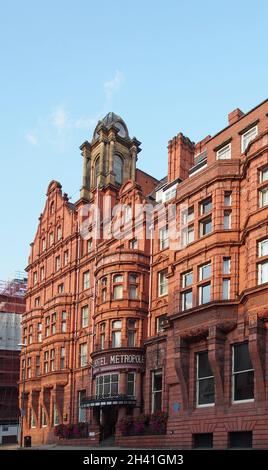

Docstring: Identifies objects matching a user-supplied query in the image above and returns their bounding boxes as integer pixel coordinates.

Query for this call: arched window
[113,155,123,184]
[57,225,62,241]
[94,156,100,186]
[124,205,132,223]
[50,201,55,215]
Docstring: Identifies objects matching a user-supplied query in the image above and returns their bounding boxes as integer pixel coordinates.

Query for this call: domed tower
[80,112,141,200]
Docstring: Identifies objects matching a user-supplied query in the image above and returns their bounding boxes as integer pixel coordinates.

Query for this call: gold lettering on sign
[93,353,145,368]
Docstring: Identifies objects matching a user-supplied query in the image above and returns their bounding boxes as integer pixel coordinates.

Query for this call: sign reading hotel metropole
[93,352,145,371]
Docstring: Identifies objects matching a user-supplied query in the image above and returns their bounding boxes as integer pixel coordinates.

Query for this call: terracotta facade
[20,102,268,448]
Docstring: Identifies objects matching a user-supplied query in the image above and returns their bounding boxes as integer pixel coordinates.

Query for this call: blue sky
[0,0,268,280]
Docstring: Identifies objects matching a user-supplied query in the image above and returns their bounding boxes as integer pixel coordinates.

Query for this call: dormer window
[216,143,231,160]
[241,125,258,153]
[50,201,55,215]
[163,182,178,202]
[200,197,212,215]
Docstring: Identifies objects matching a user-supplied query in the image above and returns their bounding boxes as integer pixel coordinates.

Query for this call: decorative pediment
[155,298,168,307]
[119,179,136,197]
[154,254,169,265]
[46,180,62,196]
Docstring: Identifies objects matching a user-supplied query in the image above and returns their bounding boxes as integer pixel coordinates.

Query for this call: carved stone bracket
[174,336,190,410]
[248,313,266,402]
[208,325,226,406]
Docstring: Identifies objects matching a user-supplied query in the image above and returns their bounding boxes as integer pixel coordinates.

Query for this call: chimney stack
[228,108,244,125]
[168,133,195,182]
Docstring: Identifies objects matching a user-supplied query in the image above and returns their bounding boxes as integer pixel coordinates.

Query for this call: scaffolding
[0,273,27,299]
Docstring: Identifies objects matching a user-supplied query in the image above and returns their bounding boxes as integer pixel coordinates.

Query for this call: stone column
[107,139,115,185]
[117,371,127,422]
[31,390,40,425]
[208,326,225,406]
[174,336,190,411]
[130,145,137,180]
[80,141,91,199]
[98,141,106,187]
[120,371,127,395]
[248,313,266,403]
[133,372,142,416]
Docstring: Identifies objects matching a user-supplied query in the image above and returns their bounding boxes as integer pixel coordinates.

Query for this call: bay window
[100,322,106,350]
[127,318,136,347]
[101,277,107,302]
[222,278,230,300]
[199,263,211,281]
[258,239,268,284]
[129,273,139,299]
[112,320,122,348]
[224,210,232,230]
[223,257,231,274]
[60,347,65,369]
[182,290,193,311]
[113,274,123,300]
[200,216,212,237]
[199,283,211,305]
[200,197,212,215]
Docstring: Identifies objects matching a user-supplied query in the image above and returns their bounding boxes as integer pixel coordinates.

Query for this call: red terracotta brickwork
[20,103,268,448]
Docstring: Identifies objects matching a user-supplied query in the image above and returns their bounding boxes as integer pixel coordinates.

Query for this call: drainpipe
[89,186,99,418]
[147,222,154,338]
[70,219,81,423]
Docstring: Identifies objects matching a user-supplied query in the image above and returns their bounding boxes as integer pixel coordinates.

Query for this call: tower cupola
[80,112,141,199]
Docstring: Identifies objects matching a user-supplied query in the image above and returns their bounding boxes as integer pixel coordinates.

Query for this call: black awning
[81,394,136,408]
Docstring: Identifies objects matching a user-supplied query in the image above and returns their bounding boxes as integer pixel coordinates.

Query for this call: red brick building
[0,277,26,444]
[21,101,268,448]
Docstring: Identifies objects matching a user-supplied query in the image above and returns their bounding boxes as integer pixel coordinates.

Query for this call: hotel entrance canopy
[81,394,136,408]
